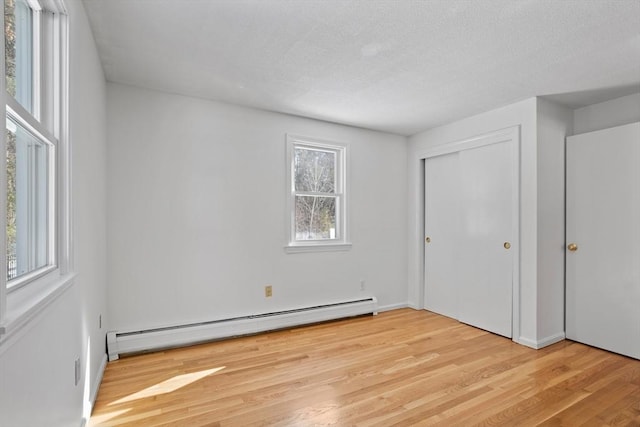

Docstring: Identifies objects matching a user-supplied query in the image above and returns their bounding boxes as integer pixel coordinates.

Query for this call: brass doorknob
[567,243,578,252]
[504,242,511,249]
[425,236,431,243]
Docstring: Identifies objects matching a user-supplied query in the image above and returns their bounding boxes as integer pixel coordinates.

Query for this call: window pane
[294,147,335,193]
[6,116,50,281]
[4,0,33,112]
[295,195,336,240]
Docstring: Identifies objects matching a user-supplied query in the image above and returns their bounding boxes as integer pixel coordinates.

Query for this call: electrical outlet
[265,285,273,297]
[360,279,366,291]
[74,358,81,386]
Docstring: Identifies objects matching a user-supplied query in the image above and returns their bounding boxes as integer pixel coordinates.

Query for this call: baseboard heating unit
[107,297,377,361]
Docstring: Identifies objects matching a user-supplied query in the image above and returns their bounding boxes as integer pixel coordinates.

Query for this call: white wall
[107,83,407,333]
[70,0,109,418]
[573,93,640,135]
[0,1,108,425]
[536,99,572,344]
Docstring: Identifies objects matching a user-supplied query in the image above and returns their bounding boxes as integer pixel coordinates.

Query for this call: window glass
[295,195,337,240]
[6,116,51,282]
[294,147,336,193]
[4,0,33,112]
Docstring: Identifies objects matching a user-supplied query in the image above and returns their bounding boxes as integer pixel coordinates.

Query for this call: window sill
[285,242,352,254]
[0,271,76,348]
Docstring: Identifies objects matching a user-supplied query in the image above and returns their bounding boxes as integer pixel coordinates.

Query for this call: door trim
[420,126,521,342]
[418,126,519,159]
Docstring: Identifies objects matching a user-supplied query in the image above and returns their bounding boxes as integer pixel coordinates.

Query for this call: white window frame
[285,134,351,253]
[0,0,71,344]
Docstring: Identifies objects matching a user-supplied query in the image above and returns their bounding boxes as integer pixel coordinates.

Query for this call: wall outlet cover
[74,358,81,386]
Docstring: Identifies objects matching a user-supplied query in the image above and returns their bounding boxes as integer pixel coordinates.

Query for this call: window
[6,116,53,282]
[1,0,68,322]
[286,134,350,252]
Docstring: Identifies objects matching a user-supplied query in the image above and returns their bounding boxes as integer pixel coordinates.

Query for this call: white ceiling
[82,0,640,136]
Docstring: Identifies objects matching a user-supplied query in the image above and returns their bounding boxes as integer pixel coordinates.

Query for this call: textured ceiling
[82,0,640,136]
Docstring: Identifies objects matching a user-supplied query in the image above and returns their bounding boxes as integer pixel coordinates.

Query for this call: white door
[424,151,460,319]
[424,129,516,338]
[566,122,640,359]
[456,142,513,337]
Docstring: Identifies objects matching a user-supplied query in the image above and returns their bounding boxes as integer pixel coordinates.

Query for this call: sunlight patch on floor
[89,408,132,426]
[109,366,225,405]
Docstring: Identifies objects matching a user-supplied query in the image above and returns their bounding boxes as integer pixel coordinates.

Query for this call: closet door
[424,152,460,319]
[566,122,640,359]
[424,129,516,338]
[456,141,513,338]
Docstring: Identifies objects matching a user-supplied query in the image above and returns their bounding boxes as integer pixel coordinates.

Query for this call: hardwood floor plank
[90,309,640,426]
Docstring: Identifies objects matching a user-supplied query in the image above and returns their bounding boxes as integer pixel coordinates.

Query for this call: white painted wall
[573,93,640,135]
[536,98,572,345]
[0,1,108,425]
[70,0,109,418]
[0,285,83,426]
[107,84,407,333]
[407,98,542,346]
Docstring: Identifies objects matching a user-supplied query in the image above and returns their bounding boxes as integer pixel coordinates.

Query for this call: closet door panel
[424,152,460,320]
[457,141,513,338]
[424,132,515,339]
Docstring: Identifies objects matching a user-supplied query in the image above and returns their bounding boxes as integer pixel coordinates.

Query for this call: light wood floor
[90,309,640,426]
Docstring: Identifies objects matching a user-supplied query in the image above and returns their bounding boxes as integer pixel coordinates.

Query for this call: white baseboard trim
[91,353,108,405]
[514,336,537,349]
[378,302,409,312]
[81,352,108,427]
[536,332,566,348]
[516,332,565,349]
[407,303,421,310]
